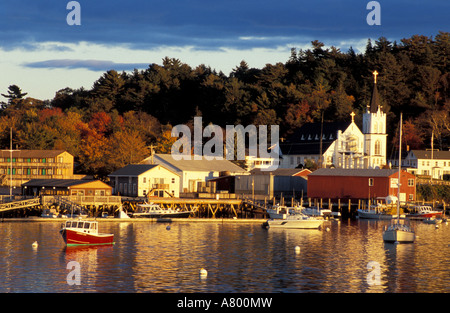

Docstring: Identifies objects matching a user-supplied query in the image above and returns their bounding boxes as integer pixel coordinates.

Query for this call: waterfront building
[0,150,77,187]
[280,71,387,170]
[391,150,450,180]
[22,178,112,197]
[109,164,180,197]
[307,168,416,202]
[211,168,309,200]
[141,153,247,193]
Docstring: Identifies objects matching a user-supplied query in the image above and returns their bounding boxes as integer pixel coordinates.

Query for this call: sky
[0,0,448,101]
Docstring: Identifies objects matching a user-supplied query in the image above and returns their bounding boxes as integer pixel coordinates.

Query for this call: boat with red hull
[406,205,442,220]
[60,220,114,246]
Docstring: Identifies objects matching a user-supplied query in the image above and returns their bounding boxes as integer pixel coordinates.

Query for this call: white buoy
[326,227,331,232]
[199,268,208,278]
[32,241,38,248]
[294,246,301,254]
[435,224,439,229]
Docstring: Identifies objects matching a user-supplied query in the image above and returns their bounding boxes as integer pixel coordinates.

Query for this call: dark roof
[22,179,101,188]
[109,164,159,176]
[409,150,450,160]
[281,121,350,155]
[0,150,69,158]
[369,82,381,113]
[308,168,401,177]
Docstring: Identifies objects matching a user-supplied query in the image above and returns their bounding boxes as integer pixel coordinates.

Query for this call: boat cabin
[62,220,98,235]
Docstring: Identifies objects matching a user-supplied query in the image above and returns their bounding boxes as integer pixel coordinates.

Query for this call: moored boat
[60,220,114,246]
[405,205,442,220]
[262,213,324,229]
[132,202,191,218]
[422,217,442,224]
[382,223,415,243]
[302,206,331,218]
[382,113,415,244]
[266,205,303,219]
[357,206,395,220]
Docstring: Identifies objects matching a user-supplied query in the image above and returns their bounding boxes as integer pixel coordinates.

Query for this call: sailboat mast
[397,113,402,223]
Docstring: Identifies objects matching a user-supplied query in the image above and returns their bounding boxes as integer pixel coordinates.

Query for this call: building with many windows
[0,150,76,187]
[399,150,450,180]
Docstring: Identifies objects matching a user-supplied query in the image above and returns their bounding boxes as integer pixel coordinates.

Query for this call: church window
[346,136,358,152]
[375,140,381,155]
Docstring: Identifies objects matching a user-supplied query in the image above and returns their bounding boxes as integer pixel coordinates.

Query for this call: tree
[1,85,28,107]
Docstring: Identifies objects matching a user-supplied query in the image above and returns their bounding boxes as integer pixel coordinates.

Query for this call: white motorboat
[383,113,415,244]
[302,206,331,218]
[262,213,324,229]
[266,205,303,219]
[132,202,191,218]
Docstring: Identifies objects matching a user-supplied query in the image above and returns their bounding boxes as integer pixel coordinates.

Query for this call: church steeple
[362,70,387,169]
[369,70,381,113]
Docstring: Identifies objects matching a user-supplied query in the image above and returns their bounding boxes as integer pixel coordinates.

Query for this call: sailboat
[382,113,415,243]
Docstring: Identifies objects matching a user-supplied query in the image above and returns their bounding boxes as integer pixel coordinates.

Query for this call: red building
[307,168,416,202]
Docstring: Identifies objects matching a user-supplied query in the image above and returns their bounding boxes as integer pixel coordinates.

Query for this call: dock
[124,198,268,219]
[0,195,270,219]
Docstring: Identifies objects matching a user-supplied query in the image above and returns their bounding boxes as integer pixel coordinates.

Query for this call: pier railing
[42,195,122,206]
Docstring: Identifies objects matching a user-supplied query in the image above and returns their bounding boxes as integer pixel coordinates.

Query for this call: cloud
[24,59,149,72]
[1,0,448,53]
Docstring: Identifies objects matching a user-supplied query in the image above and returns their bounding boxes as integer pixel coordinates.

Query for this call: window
[171,178,175,183]
[143,177,146,183]
[408,179,414,186]
[409,194,414,201]
[369,178,374,186]
[374,140,381,155]
[346,136,358,152]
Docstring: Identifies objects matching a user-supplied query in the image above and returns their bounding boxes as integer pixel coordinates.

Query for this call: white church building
[280,71,388,169]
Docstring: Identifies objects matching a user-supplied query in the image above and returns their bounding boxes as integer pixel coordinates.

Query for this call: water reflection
[0,220,448,292]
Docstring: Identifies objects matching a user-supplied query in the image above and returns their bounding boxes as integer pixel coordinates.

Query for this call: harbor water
[0,219,449,293]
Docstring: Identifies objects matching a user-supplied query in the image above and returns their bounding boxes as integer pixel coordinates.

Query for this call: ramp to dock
[0,198,40,213]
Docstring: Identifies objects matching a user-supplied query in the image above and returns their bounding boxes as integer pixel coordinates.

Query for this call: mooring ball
[199,268,208,278]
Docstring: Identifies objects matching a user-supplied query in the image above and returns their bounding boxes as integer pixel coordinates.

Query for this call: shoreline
[0,217,268,223]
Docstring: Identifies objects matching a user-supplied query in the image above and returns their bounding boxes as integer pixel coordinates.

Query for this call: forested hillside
[1,32,449,177]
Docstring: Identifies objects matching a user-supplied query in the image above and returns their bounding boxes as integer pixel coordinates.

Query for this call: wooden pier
[124,198,268,219]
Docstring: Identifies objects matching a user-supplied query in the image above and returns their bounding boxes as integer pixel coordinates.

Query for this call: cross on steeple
[373,70,379,84]
[350,111,355,123]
